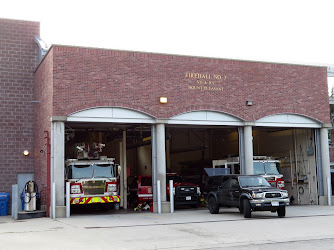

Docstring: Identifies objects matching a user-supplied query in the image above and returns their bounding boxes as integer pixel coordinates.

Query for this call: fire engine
[128,175,153,207]
[212,156,285,189]
[65,142,121,207]
[128,173,201,209]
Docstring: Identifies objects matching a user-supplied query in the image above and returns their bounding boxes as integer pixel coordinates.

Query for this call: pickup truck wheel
[243,199,251,218]
[277,207,286,217]
[208,197,219,214]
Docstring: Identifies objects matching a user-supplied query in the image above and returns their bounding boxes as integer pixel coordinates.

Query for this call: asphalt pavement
[1,205,334,249]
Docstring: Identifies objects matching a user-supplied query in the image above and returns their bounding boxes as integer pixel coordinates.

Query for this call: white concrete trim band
[66,108,323,128]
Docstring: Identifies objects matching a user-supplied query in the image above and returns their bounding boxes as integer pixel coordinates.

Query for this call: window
[221,177,231,188]
[70,165,93,179]
[141,176,152,186]
[230,178,239,188]
[93,164,114,178]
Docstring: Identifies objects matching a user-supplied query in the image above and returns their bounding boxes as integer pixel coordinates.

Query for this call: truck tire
[238,206,243,214]
[277,207,286,217]
[208,197,219,214]
[243,199,251,218]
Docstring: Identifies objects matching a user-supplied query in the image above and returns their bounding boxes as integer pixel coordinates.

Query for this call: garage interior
[64,121,319,214]
[253,128,318,205]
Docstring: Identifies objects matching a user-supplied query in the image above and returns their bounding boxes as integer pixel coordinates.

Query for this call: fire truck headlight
[252,192,264,199]
[107,184,117,192]
[197,187,201,195]
[281,191,288,198]
[71,185,81,194]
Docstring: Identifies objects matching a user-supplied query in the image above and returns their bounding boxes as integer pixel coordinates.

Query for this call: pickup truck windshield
[253,162,280,175]
[239,176,271,188]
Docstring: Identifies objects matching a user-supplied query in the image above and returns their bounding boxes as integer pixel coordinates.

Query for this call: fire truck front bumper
[70,195,120,205]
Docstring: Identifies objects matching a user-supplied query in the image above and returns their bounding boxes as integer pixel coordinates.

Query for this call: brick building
[0,18,39,203]
[1,18,332,217]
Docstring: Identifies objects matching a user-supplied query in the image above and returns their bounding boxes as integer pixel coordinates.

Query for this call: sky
[2,0,334,92]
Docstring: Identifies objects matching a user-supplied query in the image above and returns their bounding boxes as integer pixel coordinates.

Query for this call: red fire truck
[128,175,153,207]
[212,156,285,189]
[65,143,121,207]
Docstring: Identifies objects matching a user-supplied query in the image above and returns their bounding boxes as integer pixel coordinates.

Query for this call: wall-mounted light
[160,97,168,104]
[23,150,30,156]
[246,100,253,106]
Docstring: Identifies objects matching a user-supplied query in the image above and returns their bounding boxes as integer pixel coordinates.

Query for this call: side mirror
[116,164,121,175]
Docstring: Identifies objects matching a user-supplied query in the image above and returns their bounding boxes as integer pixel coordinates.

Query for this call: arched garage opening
[253,113,324,205]
[165,110,244,191]
[52,107,156,215]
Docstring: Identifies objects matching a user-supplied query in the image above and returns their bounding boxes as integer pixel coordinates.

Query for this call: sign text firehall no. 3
[185,72,226,91]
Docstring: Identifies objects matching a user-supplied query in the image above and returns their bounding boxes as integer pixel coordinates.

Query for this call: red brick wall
[33,49,54,208]
[50,46,330,123]
[0,18,39,194]
[330,147,334,163]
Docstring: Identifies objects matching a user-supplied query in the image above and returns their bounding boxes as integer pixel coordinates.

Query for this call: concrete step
[18,210,46,220]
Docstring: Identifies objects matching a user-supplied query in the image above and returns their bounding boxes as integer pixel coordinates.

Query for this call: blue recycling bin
[0,193,10,216]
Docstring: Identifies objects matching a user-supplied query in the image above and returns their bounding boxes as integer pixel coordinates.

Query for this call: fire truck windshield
[93,164,114,178]
[69,164,115,179]
[167,175,185,183]
[71,165,93,179]
[253,162,280,175]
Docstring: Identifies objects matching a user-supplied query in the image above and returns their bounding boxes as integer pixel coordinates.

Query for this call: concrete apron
[52,198,333,218]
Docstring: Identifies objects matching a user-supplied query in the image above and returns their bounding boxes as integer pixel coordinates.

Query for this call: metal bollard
[66,182,70,218]
[157,180,161,214]
[169,180,174,213]
[328,177,332,206]
[52,182,56,219]
[11,184,18,220]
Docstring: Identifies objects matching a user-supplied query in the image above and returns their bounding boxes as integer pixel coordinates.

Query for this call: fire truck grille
[82,180,106,195]
[265,192,281,198]
[176,186,197,195]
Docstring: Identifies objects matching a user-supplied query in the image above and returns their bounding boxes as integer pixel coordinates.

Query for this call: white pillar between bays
[51,121,65,217]
[156,124,167,202]
[151,125,157,203]
[244,125,254,175]
[320,127,331,198]
[123,130,128,209]
[52,122,65,205]
[119,141,124,208]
